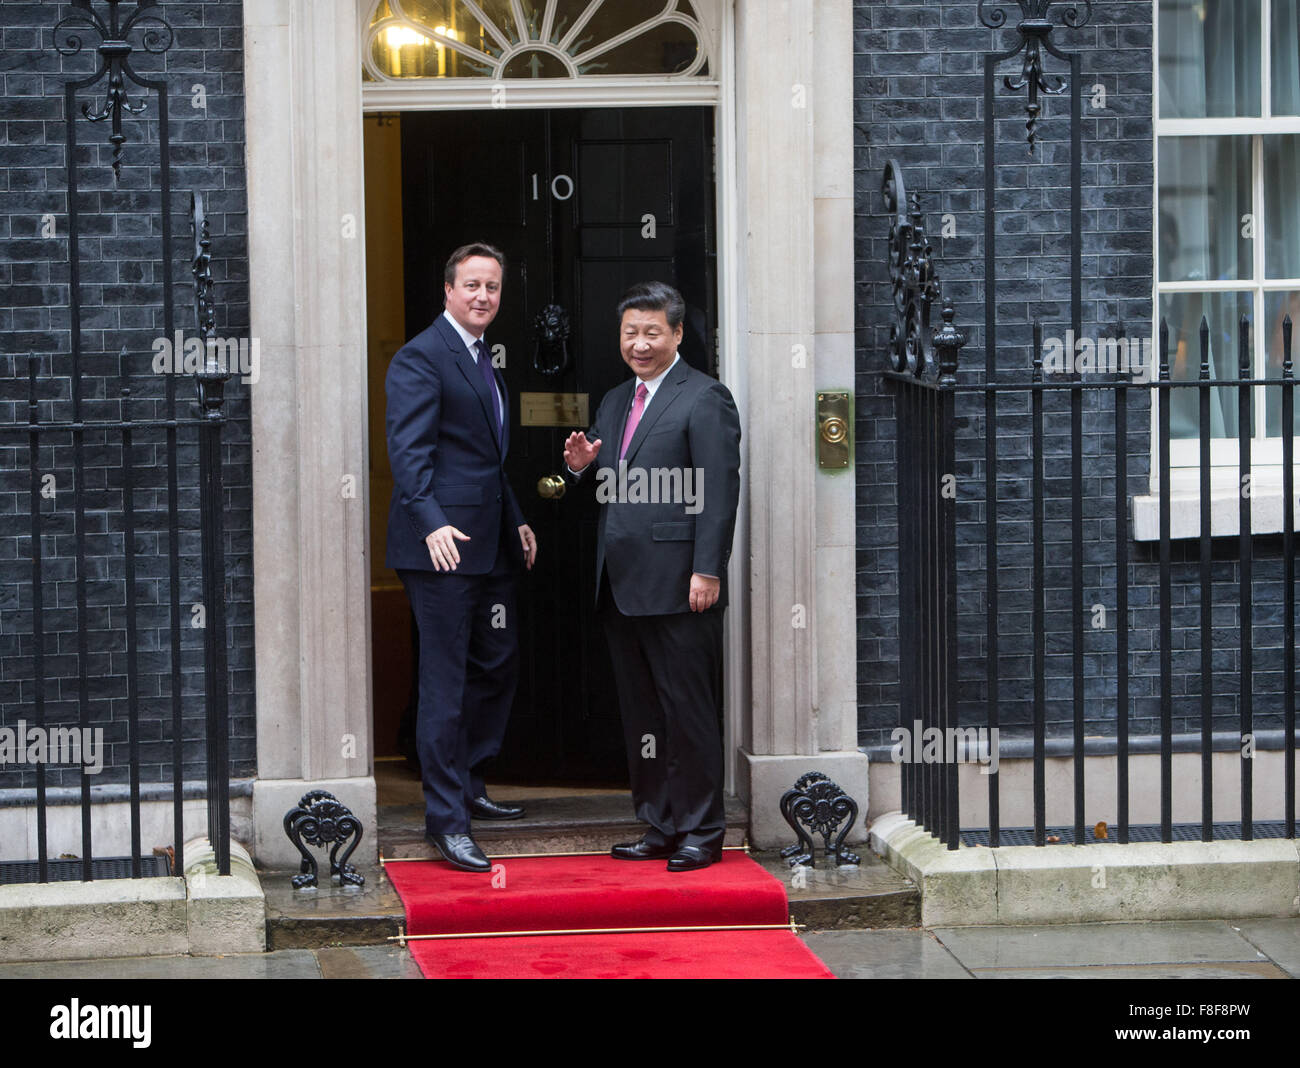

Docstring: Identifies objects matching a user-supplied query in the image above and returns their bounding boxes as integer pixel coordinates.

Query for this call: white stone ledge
[870,812,1300,926]
[1133,488,1300,540]
[183,837,265,956]
[0,795,253,863]
[0,876,189,963]
[0,838,265,962]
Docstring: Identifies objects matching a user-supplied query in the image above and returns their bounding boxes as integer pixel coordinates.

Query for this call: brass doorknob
[537,474,566,500]
[820,415,848,445]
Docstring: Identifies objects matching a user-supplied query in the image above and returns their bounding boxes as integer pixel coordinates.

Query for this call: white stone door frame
[241,0,862,865]
[730,0,865,846]
[356,2,749,797]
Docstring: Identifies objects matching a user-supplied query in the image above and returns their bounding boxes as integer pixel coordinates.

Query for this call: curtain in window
[1266,0,1300,436]
[1160,291,1250,439]
[1159,0,1261,118]
[1274,0,1300,113]
[1159,136,1250,438]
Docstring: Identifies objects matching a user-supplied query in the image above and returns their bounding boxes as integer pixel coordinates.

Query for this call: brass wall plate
[817,391,852,469]
[519,392,589,428]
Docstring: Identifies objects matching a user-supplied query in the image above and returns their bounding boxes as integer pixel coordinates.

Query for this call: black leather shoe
[427,832,491,873]
[666,845,721,872]
[610,837,677,860]
[470,795,525,821]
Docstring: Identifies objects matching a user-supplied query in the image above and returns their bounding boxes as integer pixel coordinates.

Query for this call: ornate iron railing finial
[190,192,229,417]
[191,191,215,344]
[883,160,961,380]
[979,1,1091,152]
[54,0,175,178]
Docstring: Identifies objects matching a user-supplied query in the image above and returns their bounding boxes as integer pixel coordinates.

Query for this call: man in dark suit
[385,242,537,874]
[563,282,741,872]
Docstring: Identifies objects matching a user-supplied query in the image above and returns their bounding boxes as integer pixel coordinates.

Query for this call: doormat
[384,851,833,979]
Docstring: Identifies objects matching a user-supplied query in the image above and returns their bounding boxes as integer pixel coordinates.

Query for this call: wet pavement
[1,918,1297,979]
[803,918,1300,979]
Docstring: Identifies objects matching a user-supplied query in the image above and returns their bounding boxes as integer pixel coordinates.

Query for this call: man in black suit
[563,282,741,872]
[385,242,537,873]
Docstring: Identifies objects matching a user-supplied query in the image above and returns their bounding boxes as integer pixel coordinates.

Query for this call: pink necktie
[619,383,649,460]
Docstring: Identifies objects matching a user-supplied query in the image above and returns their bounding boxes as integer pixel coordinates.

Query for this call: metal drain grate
[960,821,1293,847]
[0,855,173,885]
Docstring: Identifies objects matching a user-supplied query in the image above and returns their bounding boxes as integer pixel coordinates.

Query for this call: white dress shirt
[635,352,680,406]
[442,309,505,428]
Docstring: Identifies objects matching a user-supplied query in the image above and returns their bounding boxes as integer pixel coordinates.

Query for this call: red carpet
[385,851,833,979]
[408,930,832,979]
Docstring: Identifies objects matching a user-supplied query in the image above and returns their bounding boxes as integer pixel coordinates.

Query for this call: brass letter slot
[817,391,852,470]
[520,392,589,428]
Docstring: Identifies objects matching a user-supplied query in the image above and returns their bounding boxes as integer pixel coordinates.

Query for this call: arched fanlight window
[362,0,711,82]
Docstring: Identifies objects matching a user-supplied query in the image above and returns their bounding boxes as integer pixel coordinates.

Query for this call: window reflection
[365,0,708,80]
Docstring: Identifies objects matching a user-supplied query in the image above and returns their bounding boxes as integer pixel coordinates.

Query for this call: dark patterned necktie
[474,339,502,443]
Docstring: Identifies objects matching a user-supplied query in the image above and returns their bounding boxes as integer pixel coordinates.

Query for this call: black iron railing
[890,296,1298,850]
[0,0,231,882]
[883,159,965,852]
[886,1,1298,850]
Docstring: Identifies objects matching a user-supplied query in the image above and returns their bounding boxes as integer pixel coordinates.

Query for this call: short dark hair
[616,281,685,330]
[444,242,506,286]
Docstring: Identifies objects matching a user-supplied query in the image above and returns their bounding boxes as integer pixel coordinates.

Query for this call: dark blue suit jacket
[385,314,526,574]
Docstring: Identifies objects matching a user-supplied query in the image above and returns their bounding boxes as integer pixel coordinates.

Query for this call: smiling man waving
[563,281,742,872]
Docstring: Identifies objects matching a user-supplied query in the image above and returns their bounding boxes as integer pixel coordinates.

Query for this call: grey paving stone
[1231,919,1300,979]
[0,950,323,980]
[316,945,423,979]
[932,922,1268,970]
[972,961,1288,979]
[801,929,972,979]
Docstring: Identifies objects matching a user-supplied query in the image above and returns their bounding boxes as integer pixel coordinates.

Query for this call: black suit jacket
[385,314,526,574]
[571,358,741,616]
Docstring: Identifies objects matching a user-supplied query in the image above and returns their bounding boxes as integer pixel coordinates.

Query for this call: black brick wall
[0,1,253,788]
[855,1,1294,748]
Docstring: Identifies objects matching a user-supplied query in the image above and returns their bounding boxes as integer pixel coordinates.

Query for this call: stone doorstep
[377,793,750,859]
[752,851,921,931]
[260,854,919,953]
[869,811,1300,927]
[261,865,405,951]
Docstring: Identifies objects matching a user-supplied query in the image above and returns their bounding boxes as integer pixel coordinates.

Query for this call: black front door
[400,106,718,783]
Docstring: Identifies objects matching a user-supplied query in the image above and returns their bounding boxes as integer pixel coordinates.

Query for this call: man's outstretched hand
[519,524,537,570]
[426,525,469,571]
[563,431,601,473]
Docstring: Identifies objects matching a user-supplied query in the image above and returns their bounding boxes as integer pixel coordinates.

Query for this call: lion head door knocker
[532,303,572,377]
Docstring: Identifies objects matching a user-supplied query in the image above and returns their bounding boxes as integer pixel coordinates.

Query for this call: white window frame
[359,0,719,108]
[1141,0,1300,538]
